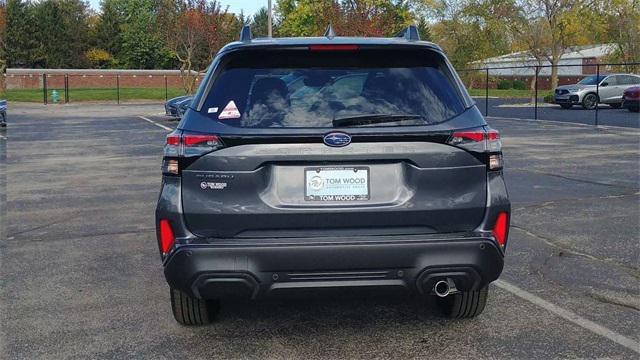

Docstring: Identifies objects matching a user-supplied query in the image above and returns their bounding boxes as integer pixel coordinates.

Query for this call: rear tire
[581,93,598,110]
[609,103,622,109]
[560,103,572,109]
[170,288,219,325]
[437,286,489,319]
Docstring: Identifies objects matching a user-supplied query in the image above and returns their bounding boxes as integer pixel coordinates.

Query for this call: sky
[88,0,266,16]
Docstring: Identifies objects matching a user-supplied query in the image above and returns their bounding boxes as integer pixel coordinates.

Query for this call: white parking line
[487,116,640,132]
[0,134,6,140]
[138,116,173,131]
[495,280,640,354]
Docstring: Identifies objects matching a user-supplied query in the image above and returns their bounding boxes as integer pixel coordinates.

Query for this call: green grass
[0,87,187,103]
[467,88,553,99]
[1,87,554,102]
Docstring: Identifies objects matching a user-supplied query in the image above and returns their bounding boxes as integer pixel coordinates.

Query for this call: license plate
[305,167,369,201]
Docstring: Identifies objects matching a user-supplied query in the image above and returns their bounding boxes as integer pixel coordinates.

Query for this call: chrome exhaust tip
[434,278,458,297]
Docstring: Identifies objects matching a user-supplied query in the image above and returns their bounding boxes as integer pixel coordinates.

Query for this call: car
[0,100,6,127]
[155,25,510,325]
[165,95,192,118]
[554,73,640,110]
[174,96,194,118]
[622,86,640,113]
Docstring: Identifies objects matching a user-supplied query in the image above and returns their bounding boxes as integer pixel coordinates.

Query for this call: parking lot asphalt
[474,98,639,128]
[1,103,639,359]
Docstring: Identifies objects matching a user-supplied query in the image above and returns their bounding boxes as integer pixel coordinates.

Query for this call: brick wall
[5,69,202,90]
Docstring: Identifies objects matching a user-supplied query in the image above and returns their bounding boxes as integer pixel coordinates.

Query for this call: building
[469,44,622,89]
[475,44,615,76]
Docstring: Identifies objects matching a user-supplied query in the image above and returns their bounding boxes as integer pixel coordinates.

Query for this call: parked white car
[554,74,640,110]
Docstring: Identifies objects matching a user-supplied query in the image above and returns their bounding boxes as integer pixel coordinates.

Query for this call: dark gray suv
[156,26,510,325]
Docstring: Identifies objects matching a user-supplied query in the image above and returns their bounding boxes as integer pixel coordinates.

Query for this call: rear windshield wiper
[332,113,423,127]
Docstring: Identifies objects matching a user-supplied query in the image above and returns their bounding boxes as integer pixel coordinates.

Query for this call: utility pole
[268,0,272,37]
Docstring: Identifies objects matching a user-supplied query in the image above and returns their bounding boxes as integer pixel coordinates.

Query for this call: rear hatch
[171,45,494,239]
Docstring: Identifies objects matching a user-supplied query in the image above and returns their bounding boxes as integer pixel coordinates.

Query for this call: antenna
[239,25,252,42]
[395,25,420,41]
[324,24,336,39]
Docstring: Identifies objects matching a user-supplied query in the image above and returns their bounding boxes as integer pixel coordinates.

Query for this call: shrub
[543,94,555,103]
[497,80,513,90]
[512,80,527,90]
[85,48,113,69]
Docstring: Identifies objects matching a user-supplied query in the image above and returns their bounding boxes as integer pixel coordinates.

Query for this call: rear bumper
[165,105,178,116]
[622,99,639,109]
[164,235,504,300]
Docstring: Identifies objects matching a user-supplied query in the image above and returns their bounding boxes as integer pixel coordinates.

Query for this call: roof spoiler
[239,25,252,42]
[395,25,420,41]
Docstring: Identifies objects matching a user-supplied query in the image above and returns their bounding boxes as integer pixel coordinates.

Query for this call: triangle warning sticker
[218,100,241,119]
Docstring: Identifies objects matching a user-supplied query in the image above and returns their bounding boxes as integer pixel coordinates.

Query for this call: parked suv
[554,73,640,110]
[156,26,510,325]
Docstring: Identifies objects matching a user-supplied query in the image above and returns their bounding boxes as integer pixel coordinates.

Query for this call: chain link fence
[2,64,638,127]
[2,70,202,105]
[458,62,640,127]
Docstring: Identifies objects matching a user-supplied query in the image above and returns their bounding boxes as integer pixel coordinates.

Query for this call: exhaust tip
[434,280,451,297]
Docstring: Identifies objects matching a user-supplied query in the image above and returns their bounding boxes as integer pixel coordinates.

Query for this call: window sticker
[207,107,219,114]
[218,101,240,119]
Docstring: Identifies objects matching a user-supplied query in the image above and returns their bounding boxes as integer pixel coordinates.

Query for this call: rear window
[200,49,466,128]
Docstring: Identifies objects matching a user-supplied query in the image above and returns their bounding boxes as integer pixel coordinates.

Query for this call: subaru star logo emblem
[323,132,351,147]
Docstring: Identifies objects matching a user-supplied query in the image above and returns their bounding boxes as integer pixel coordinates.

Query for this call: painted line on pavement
[487,116,640,132]
[138,116,173,131]
[495,280,639,354]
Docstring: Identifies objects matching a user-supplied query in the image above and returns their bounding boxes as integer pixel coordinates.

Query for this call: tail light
[158,219,175,255]
[448,127,503,170]
[492,212,509,247]
[162,132,224,175]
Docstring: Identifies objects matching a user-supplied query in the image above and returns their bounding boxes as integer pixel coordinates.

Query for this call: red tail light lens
[182,134,220,146]
[159,219,175,255]
[451,130,485,143]
[492,212,509,247]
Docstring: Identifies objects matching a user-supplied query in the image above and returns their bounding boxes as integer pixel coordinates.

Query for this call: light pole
[268,0,272,37]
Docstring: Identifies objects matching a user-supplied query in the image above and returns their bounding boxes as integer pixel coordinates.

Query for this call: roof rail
[395,25,420,41]
[239,25,252,42]
[324,24,336,39]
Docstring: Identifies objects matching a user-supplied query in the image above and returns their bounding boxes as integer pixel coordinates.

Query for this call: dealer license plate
[304,167,370,201]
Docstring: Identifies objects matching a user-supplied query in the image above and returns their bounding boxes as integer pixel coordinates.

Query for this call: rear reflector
[309,44,359,51]
[159,219,175,255]
[492,212,509,247]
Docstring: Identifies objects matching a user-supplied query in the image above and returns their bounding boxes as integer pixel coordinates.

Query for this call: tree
[85,48,113,68]
[417,0,515,69]
[34,0,91,68]
[603,0,640,68]
[5,0,40,67]
[116,0,173,69]
[0,1,6,93]
[160,0,237,93]
[517,0,594,90]
[94,0,123,60]
[276,0,414,37]
[251,6,270,37]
